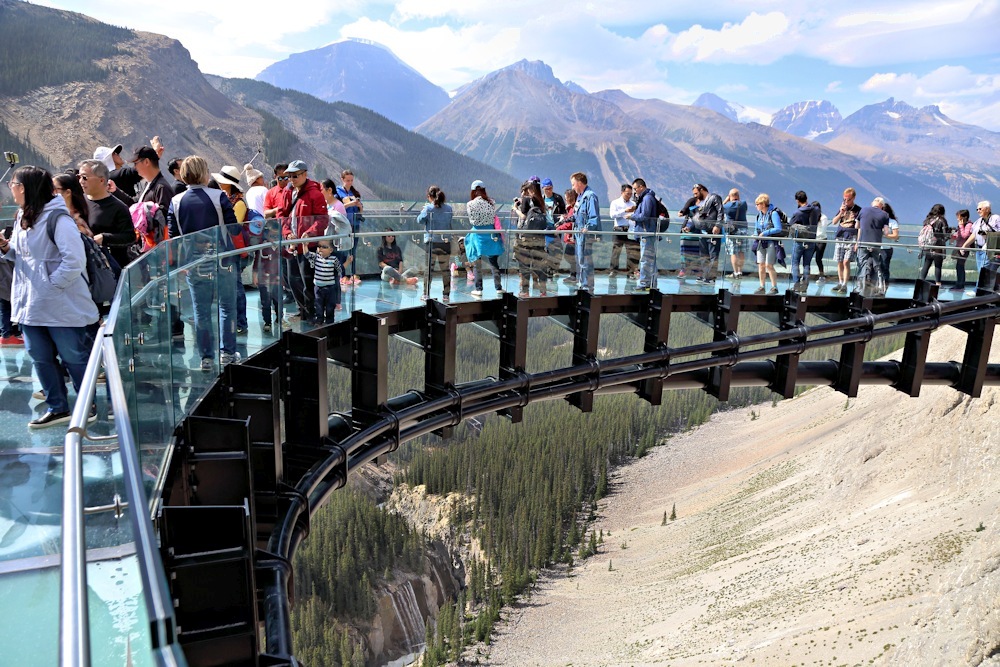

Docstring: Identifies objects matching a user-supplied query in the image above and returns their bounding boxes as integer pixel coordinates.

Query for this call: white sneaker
[32,389,46,400]
[964,290,977,297]
[471,289,483,297]
[220,351,241,366]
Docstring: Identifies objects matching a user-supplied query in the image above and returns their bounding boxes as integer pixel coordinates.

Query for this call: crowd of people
[2,138,1000,427]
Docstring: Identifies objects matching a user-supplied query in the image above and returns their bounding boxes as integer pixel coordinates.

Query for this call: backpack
[521,205,549,232]
[917,223,936,248]
[44,211,118,305]
[655,197,670,232]
[245,207,265,236]
[129,200,169,253]
[769,207,790,237]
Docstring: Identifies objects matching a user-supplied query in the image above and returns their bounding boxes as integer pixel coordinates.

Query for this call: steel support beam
[708,290,744,401]
[284,332,329,443]
[834,292,875,397]
[773,291,809,398]
[637,289,672,406]
[423,300,458,436]
[351,311,387,431]
[499,293,530,422]
[567,290,602,412]
[895,280,938,396]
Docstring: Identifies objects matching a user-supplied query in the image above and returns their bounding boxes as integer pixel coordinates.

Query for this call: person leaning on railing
[950,209,973,292]
[1,166,99,428]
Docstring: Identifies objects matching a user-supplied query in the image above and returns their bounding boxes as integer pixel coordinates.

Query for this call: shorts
[756,243,776,265]
[725,237,747,255]
[834,241,856,262]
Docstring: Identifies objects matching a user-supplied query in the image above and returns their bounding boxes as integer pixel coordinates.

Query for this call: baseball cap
[528,175,540,183]
[93,145,122,171]
[285,160,307,174]
[541,178,553,187]
[470,179,485,190]
[130,146,158,163]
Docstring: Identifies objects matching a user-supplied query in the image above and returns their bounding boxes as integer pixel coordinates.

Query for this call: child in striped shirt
[305,241,343,324]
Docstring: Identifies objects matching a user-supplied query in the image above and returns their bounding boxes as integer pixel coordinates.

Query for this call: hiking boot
[200,357,213,372]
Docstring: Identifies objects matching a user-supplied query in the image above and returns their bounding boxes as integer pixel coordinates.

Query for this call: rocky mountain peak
[770,100,842,139]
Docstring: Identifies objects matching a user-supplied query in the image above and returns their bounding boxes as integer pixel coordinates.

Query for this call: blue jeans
[235,257,248,330]
[0,297,14,337]
[638,230,657,288]
[258,281,283,325]
[314,283,340,324]
[187,268,237,360]
[21,324,90,413]
[856,246,877,286]
[791,242,815,283]
[575,232,594,291]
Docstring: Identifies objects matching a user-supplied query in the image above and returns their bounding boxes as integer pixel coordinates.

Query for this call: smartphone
[2,226,12,240]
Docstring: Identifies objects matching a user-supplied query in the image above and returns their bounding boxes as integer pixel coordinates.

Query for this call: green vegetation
[296,308,905,662]
[290,489,425,664]
[256,108,300,168]
[0,1,132,97]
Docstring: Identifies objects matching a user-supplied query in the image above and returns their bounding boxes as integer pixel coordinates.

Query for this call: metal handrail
[58,323,178,665]
[59,330,104,667]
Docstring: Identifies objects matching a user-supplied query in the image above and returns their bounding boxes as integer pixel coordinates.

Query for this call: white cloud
[668,12,795,64]
[860,66,1000,130]
[826,81,843,93]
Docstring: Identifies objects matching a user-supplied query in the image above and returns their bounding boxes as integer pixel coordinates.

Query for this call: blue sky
[39,0,1000,130]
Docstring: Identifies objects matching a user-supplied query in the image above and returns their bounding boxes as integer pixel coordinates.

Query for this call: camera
[3,152,18,167]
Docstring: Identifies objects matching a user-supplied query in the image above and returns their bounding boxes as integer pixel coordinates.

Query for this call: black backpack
[45,211,119,305]
[769,207,790,237]
[522,205,549,231]
[655,197,670,232]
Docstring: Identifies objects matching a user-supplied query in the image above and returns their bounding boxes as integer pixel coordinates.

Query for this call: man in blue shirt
[570,172,600,293]
[855,197,890,296]
[627,178,660,292]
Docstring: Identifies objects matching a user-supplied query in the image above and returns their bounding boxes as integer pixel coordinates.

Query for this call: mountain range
[256,39,451,130]
[2,0,998,224]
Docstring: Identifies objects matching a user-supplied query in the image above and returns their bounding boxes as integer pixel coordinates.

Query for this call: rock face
[367,542,464,663]
[693,92,772,125]
[485,325,1000,666]
[817,98,1000,208]
[256,39,450,129]
[771,100,842,139]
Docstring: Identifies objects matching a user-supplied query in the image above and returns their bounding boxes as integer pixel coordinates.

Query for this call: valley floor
[484,326,1000,667]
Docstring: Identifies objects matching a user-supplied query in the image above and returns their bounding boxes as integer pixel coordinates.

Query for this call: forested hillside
[293,311,905,664]
[0,0,132,97]
[210,77,521,200]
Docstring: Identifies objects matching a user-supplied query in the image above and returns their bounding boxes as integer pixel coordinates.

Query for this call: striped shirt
[306,252,343,286]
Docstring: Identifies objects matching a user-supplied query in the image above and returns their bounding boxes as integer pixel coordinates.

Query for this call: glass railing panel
[170,227,224,414]
[111,270,139,439]
[246,219,287,345]
[125,242,175,481]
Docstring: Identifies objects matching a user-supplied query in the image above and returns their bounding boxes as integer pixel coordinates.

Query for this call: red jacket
[281,179,328,242]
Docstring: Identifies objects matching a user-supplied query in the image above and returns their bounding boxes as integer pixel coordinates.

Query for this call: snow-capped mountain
[692,92,772,125]
[770,100,843,140]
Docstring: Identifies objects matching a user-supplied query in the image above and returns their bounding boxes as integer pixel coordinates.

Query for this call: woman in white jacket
[0,166,99,428]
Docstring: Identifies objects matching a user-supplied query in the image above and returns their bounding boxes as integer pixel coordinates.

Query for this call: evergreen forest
[0,0,132,97]
[292,310,905,664]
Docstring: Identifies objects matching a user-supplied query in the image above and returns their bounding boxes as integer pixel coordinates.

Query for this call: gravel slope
[485,326,1000,667]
